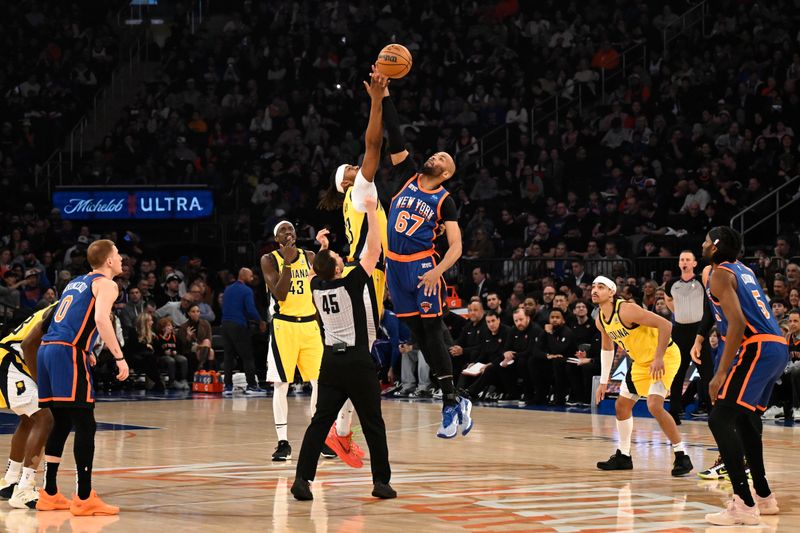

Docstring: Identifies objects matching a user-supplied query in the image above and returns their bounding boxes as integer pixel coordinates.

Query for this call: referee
[291,195,395,501]
[665,250,711,422]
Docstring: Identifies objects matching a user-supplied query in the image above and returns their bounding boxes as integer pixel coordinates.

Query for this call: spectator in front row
[533,308,576,406]
[565,300,601,404]
[449,300,487,377]
[458,311,510,398]
[125,312,165,392]
[153,317,190,390]
[178,304,215,372]
[155,293,196,327]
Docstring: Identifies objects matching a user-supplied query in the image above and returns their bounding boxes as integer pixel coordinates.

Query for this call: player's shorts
[716,334,789,412]
[267,315,323,383]
[620,342,681,400]
[0,346,39,417]
[38,341,94,408]
[344,261,385,321]
[386,252,445,318]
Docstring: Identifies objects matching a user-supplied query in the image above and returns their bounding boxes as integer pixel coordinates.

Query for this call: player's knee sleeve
[44,409,73,457]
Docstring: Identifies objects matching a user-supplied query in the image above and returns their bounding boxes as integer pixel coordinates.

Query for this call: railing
[662,0,711,57]
[730,175,800,246]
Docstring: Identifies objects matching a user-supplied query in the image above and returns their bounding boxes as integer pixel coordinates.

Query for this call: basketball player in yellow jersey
[591,276,694,477]
[315,70,389,467]
[0,303,57,509]
[262,222,325,461]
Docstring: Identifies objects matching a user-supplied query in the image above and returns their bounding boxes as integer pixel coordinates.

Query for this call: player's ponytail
[317,173,345,210]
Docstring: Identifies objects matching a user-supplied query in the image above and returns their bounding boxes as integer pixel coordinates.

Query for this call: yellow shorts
[622,343,682,399]
[266,318,323,382]
[0,350,40,417]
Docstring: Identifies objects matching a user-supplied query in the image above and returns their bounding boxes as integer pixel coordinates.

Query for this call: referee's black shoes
[291,478,313,501]
[372,482,397,499]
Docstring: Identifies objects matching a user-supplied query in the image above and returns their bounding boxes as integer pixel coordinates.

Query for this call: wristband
[114,357,125,361]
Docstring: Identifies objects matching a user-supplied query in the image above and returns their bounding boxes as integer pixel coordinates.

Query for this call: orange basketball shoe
[36,489,71,511]
[69,491,119,516]
[325,425,364,468]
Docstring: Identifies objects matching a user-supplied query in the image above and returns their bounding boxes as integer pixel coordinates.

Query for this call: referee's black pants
[670,321,711,415]
[221,321,257,388]
[295,345,391,484]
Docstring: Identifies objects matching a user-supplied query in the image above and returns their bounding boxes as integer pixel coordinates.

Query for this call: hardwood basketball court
[1,394,797,532]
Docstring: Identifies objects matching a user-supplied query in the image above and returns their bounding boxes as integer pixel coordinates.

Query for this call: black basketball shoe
[272,440,292,461]
[671,451,694,477]
[597,449,633,470]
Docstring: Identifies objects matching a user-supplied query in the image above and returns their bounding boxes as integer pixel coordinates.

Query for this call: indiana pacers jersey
[705,260,782,342]
[43,273,104,352]
[600,298,678,363]
[343,186,388,267]
[270,250,316,318]
[2,302,57,351]
[387,175,450,257]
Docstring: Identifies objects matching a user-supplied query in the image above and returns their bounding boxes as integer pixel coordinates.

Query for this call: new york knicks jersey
[388,175,450,257]
[705,261,782,341]
[43,273,104,352]
[343,186,388,266]
[270,250,316,317]
[600,298,677,363]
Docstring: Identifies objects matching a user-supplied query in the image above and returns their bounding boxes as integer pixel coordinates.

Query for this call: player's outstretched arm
[382,79,409,166]
[359,196,381,277]
[94,277,129,380]
[360,69,387,182]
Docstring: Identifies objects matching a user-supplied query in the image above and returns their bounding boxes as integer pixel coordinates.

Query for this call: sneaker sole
[9,499,37,509]
[436,428,458,439]
[596,465,633,471]
[272,456,292,461]
[460,400,473,436]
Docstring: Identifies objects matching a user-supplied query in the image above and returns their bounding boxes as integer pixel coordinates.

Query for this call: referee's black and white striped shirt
[666,275,706,324]
[311,264,378,349]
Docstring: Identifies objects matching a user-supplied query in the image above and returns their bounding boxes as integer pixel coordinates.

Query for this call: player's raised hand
[364,67,387,101]
[370,64,390,96]
[316,228,330,250]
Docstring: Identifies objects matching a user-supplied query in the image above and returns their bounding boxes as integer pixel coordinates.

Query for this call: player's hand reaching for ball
[116,358,129,381]
[364,67,388,101]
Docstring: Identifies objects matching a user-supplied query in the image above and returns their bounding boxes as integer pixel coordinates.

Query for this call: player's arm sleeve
[439,195,458,222]
[345,264,370,292]
[391,153,417,182]
[350,170,379,212]
[383,95,405,154]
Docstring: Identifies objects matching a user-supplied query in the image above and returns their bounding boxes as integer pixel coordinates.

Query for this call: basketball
[375,44,412,79]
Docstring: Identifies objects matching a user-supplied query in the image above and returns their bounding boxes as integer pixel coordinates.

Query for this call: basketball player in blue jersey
[381,83,473,439]
[701,227,787,525]
[37,239,129,516]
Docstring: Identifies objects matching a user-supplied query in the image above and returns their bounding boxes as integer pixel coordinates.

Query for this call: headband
[334,164,348,193]
[593,276,617,294]
[273,220,294,237]
[708,226,723,247]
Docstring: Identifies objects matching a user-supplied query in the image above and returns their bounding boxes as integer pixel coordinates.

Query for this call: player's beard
[421,163,442,177]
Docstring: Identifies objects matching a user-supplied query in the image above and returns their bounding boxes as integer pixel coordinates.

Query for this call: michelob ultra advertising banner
[53,188,214,220]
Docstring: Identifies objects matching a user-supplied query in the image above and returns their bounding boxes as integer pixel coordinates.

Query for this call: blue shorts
[38,342,95,408]
[386,255,445,318]
[716,336,789,412]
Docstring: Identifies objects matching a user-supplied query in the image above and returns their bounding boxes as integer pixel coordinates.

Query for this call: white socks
[309,379,318,417]
[4,459,21,485]
[672,441,686,454]
[273,382,289,441]
[617,417,633,456]
[19,467,35,490]
[336,400,354,436]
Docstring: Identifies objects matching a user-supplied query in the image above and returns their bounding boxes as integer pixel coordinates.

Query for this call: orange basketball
[375,44,413,79]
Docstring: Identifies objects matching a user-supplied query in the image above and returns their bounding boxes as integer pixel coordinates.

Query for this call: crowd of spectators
[0,0,122,199]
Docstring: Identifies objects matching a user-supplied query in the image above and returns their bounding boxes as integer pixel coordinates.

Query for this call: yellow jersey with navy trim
[0,303,57,365]
[600,298,673,363]
[343,186,389,269]
[270,250,316,317]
